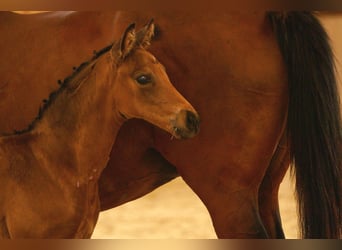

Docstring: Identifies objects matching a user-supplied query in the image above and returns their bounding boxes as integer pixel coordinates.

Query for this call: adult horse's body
[0,11,340,238]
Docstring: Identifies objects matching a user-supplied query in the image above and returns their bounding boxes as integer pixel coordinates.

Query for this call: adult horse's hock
[0,20,199,238]
[0,11,340,238]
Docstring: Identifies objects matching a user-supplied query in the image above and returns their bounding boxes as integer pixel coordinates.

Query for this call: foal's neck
[34,53,123,177]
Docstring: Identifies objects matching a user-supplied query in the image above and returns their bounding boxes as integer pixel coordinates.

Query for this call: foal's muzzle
[173,110,200,139]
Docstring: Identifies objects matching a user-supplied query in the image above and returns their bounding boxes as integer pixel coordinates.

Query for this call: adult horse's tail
[267,12,341,238]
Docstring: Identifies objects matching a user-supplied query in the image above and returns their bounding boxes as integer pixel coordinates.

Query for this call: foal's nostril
[186,111,200,134]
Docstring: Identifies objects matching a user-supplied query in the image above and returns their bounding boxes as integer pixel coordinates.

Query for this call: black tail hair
[267,12,342,238]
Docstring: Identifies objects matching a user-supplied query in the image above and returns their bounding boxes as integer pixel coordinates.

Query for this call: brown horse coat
[0,19,199,238]
[0,11,340,238]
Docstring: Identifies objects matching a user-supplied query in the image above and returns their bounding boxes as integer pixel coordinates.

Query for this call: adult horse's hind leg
[0,217,10,238]
[154,127,278,238]
[258,132,290,238]
[207,186,269,238]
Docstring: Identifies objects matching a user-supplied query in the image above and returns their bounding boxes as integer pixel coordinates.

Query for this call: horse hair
[268,12,342,238]
[8,44,114,136]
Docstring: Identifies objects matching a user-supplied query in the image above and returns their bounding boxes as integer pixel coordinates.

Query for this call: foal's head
[109,21,200,139]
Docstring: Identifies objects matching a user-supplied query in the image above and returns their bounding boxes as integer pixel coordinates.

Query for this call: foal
[0,21,200,238]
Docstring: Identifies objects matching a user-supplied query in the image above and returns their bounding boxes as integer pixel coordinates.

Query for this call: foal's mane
[4,22,153,137]
[8,43,114,136]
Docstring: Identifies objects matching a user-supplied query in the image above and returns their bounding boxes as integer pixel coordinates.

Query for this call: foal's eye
[135,75,152,85]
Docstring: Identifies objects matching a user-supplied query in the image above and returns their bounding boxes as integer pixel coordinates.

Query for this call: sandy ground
[92,172,297,239]
[92,14,342,239]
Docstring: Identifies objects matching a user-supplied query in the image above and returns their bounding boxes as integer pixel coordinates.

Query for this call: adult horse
[0,11,340,238]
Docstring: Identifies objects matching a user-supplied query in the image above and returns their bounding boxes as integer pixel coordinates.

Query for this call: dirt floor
[92,14,342,239]
[92,172,297,239]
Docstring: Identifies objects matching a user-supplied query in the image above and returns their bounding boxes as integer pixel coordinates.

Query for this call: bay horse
[0,20,199,238]
[0,11,340,238]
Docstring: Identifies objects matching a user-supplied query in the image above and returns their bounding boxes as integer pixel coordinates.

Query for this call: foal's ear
[137,19,155,49]
[116,23,136,59]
